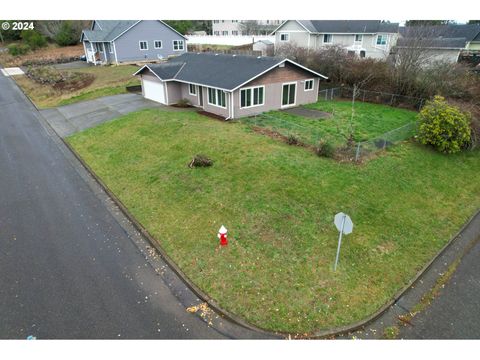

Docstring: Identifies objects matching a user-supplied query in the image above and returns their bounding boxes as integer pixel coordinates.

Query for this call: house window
[214,31,220,35]
[376,34,388,45]
[240,86,264,108]
[213,20,219,24]
[139,41,148,50]
[232,30,239,36]
[360,50,366,58]
[208,88,226,108]
[222,31,228,35]
[355,34,363,43]
[304,79,314,91]
[154,40,162,49]
[232,20,238,23]
[323,34,333,44]
[173,40,184,51]
[282,83,296,107]
[104,42,112,53]
[280,33,289,42]
[189,84,197,96]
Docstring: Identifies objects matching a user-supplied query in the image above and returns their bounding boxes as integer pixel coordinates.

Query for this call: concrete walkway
[40,93,165,137]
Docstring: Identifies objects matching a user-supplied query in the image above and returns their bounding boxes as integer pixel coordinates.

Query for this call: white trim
[239,85,265,109]
[154,40,163,49]
[158,20,188,40]
[108,42,114,54]
[139,40,148,51]
[354,34,363,45]
[375,34,388,46]
[207,87,227,108]
[172,39,185,51]
[112,41,118,64]
[166,78,230,92]
[281,81,297,108]
[165,81,169,105]
[304,79,314,91]
[189,83,197,96]
[231,91,235,119]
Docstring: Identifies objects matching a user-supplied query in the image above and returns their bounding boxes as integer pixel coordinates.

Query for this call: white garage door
[142,78,166,104]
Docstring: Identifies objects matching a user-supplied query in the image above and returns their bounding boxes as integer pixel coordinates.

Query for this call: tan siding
[246,63,315,87]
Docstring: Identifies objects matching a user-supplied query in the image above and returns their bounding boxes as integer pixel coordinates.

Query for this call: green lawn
[68,109,480,334]
[241,100,418,147]
[14,65,140,108]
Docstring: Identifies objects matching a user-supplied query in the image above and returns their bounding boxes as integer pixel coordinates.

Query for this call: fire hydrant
[217,225,228,246]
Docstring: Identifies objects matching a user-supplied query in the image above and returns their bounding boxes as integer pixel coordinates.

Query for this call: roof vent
[257,56,262,59]
[279,63,285,67]
[215,53,219,56]
[232,54,236,57]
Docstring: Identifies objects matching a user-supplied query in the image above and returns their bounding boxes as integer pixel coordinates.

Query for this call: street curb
[9,73,480,338]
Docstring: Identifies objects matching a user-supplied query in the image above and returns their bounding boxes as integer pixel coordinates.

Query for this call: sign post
[333,212,353,271]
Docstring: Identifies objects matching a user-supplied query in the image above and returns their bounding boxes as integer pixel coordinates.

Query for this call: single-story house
[395,24,480,64]
[80,20,187,65]
[253,40,275,56]
[134,52,327,119]
[271,20,400,59]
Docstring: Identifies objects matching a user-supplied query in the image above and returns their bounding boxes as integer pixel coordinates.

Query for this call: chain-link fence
[239,111,418,163]
[319,87,426,111]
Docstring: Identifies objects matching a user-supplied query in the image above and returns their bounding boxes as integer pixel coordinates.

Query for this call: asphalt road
[400,236,480,339]
[0,73,265,339]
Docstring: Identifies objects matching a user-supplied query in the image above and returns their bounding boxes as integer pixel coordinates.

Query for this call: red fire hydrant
[217,225,228,246]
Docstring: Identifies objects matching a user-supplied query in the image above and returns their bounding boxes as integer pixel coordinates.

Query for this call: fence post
[325,90,328,101]
[355,143,361,162]
[362,90,366,102]
[418,99,424,111]
[390,94,395,106]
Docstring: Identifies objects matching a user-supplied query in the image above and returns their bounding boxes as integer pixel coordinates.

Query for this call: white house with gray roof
[81,20,187,65]
[134,52,327,119]
[271,20,399,59]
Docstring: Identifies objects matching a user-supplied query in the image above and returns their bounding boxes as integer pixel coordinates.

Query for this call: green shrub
[417,96,471,154]
[314,139,335,157]
[7,43,31,56]
[286,134,300,145]
[55,21,79,46]
[21,30,47,50]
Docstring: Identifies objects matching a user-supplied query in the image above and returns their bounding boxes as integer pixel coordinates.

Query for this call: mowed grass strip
[13,65,140,108]
[246,100,417,147]
[68,109,480,333]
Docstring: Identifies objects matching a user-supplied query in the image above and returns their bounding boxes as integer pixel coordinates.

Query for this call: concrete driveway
[40,93,164,137]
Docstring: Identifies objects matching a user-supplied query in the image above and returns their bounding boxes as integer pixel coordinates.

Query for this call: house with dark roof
[271,20,399,59]
[80,20,187,65]
[395,24,480,64]
[134,52,327,119]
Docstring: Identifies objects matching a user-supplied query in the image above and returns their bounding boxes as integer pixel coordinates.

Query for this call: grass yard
[13,65,140,108]
[242,100,418,147]
[68,109,480,334]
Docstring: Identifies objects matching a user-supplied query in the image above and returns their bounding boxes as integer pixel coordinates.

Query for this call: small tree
[417,96,472,153]
[21,29,47,50]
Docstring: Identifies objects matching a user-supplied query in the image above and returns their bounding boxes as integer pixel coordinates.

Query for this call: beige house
[271,20,399,59]
[212,20,282,36]
[134,52,327,119]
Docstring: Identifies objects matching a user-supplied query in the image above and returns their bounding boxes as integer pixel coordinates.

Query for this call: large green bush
[55,21,79,46]
[417,96,472,154]
[7,43,31,56]
[21,30,47,50]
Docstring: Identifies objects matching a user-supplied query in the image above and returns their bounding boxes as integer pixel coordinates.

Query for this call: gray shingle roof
[81,20,187,42]
[136,52,325,91]
[398,24,480,49]
[295,20,399,34]
[82,20,138,42]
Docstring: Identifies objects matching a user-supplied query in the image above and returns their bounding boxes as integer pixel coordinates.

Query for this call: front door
[282,82,296,107]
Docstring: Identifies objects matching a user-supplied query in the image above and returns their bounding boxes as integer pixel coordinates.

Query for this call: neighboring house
[80,20,187,65]
[271,20,399,59]
[395,24,480,65]
[253,40,274,56]
[134,52,327,119]
[212,20,283,36]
